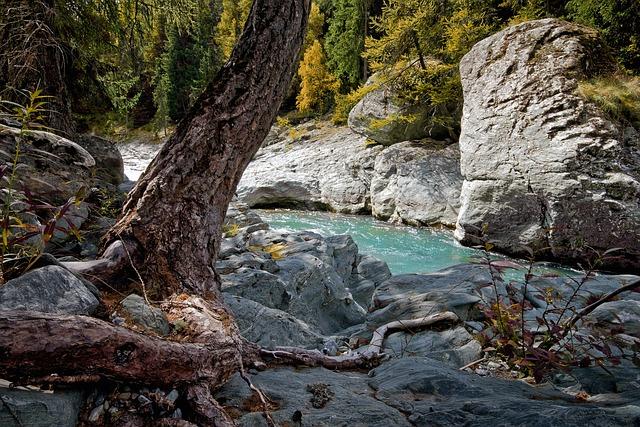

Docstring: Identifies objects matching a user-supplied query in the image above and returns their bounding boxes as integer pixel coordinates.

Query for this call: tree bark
[108,0,311,301]
[0,0,310,423]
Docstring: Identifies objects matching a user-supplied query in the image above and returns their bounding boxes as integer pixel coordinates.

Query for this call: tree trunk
[108,0,311,301]
[0,0,310,422]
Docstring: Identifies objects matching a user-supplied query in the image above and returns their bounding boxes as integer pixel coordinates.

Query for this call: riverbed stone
[587,300,640,336]
[215,366,411,426]
[223,294,325,349]
[119,294,171,336]
[237,125,379,213]
[76,134,125,185]
[369,357,640,426]
[455,18,640,270]
[0,387,85,427]
[0,265,99,315]
[221,269,290,310]
[382,326,482,368]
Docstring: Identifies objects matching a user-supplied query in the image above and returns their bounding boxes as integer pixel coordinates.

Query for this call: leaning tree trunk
[0,0,310,423]
[109,0,310,301]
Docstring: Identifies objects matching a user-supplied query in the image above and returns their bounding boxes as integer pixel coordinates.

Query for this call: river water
[118,141,578,279]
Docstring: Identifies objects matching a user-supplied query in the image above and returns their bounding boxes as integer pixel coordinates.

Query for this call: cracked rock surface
[455,18,640,270]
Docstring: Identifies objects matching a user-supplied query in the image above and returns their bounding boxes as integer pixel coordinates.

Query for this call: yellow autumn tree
[296,39,340,113]
[217,0,252,59]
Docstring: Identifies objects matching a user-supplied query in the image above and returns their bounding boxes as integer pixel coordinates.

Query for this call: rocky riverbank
[2,196,639,425]
[237,122,462,227]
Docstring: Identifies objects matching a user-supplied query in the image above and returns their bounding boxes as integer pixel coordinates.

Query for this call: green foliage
[332,81,380,124]
[217,0,252,59]
[364,0,496,139]
[324,0,366,91]
[578,75,640,127]
[297,40,341,114]
[567,0,640,73]
[98,71,141,128]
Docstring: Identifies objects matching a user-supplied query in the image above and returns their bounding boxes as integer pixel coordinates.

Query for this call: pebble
[475,368,489,376]
[117,392,132,400]
[88,405,105,422]
[487,361,502,370]
[166,389,179,404]
[172,408,183,419]
[137,395,152,406]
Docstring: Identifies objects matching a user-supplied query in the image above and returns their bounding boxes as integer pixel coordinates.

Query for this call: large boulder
[455,19,640,271]
[0,265,99,315]
[0,125,96,205]
[348,74,449,145]
[76,134,125,185]
[370,142,462,226]
[238,121,463,227]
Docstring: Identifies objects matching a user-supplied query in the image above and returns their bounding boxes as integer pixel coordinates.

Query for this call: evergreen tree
[324,0,366,91]
[567,0,640,73]
[217,0,253,59]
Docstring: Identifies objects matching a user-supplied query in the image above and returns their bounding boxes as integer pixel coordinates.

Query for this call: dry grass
[578,75,640,127]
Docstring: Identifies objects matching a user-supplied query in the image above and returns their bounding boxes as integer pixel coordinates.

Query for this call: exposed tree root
[260,312,460,369]
[61,240,137,286]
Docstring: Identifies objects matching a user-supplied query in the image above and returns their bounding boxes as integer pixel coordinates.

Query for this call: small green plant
[578,75,640,127]
[222,223,240,238]
[0,89,83,282]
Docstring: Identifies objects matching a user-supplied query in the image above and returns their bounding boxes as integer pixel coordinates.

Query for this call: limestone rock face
[348,75,449,145]
[371,142,462,226]
[237,122,462,227]
[455,19,640,270]
[237,125,380,213]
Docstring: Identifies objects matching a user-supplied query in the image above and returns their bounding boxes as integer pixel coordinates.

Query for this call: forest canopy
[1,0,638,138]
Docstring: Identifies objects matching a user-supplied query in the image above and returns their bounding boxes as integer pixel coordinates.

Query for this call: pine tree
[297,40,340,113]
[324,0,366,91]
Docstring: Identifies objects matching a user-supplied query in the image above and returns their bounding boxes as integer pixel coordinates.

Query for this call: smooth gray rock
[0,387,85,427]
[237,125,380,213]
[348,74,449,145]
[215,366,411,427]
[76,134,125,185]
[369,358,640,426]
[455,19,640,270]
[119,294,170,336]
[275,253,366,334]
[0,125,122,205]
[370,142,462,226]
[221,269,290,310]
[348,254,392,308]
[383,326,482,368]
[223,294,325,349]
[0,265,98,315]
[325,235,358,282]
[587,300,640,336]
